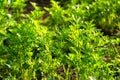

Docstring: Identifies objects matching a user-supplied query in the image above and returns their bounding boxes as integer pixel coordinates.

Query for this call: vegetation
[0,0,120,80]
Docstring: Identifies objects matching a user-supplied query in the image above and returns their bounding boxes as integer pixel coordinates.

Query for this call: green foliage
[52,0,120,35]
[0,0,120,80]
[87,0,120,35]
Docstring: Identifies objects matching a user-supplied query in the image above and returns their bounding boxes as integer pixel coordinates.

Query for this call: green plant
[0,0,120,80]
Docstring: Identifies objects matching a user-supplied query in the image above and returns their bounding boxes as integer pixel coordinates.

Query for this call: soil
[24,0,51,14]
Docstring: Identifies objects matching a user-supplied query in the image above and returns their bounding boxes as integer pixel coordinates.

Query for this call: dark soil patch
[24,0,51,14]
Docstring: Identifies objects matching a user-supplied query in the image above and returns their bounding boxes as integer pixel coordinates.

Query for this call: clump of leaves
[0,1,45,79]
[85,0,120,35]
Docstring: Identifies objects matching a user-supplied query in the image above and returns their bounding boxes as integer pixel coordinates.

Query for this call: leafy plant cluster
[50,0,120,35]
[0,0,120,80]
